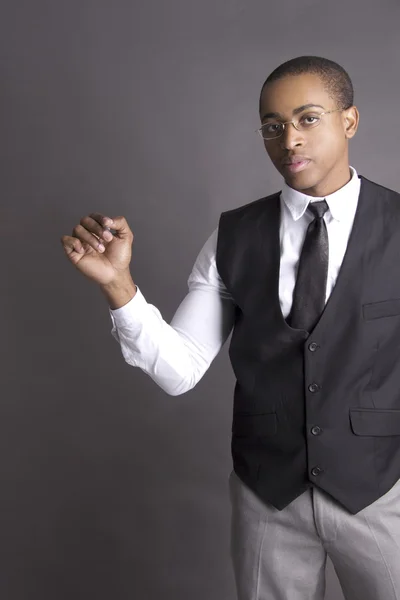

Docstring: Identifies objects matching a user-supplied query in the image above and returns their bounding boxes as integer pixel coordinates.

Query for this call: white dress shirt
[109,166,361,396]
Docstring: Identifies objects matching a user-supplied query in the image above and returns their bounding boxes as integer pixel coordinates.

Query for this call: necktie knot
[307,199,329,220]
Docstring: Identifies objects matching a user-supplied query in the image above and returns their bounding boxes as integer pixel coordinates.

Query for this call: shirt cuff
[108,285,149,328]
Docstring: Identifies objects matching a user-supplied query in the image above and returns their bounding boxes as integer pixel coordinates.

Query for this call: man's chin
[284,172,315,191]
[280,162,317,184]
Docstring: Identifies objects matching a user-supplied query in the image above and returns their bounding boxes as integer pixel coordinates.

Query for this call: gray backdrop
[2,0,399,598]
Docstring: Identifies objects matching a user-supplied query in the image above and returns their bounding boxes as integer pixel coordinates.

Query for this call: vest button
[308,342,319,352]
[311,467,323,477]
[308,383,320,393]
[311,426,322,435]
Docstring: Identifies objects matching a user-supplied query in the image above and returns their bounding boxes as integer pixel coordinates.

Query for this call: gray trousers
[228,469,400,600]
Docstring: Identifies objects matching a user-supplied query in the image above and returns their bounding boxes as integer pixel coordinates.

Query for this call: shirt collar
[280,165,360,222]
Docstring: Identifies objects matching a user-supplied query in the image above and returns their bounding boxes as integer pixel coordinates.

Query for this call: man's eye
[301,114,319,124]
[264,123,280,132]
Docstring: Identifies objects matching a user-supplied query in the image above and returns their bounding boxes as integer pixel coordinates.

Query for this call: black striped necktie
[287,199,330,332]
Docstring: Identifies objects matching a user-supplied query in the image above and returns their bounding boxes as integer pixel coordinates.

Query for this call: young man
[62,56,400,600]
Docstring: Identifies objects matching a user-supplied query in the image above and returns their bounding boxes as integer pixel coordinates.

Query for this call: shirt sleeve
[108,226,236,396]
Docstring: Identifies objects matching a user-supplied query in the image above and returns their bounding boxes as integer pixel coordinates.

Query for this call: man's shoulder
[219,190,282,219]
[360,174,400,199]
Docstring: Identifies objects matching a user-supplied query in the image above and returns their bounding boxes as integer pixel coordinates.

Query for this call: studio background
[1,1,399,598]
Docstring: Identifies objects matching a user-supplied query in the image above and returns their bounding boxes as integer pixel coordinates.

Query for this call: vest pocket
[349,408,400,436]
[232,412,277,437]
[363,298,400,320]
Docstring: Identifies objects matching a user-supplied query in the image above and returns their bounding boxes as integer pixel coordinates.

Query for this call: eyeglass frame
[256,108,344,140]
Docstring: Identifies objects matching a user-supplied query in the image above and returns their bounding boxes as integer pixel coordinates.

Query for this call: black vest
[216,174,400,515]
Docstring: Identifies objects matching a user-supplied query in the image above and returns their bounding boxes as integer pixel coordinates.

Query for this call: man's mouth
[283,159,311,173]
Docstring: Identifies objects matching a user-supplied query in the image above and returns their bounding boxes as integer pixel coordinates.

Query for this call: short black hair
[259,56,354,115]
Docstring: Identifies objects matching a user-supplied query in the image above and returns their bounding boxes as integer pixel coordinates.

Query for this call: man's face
[259,73,358,196]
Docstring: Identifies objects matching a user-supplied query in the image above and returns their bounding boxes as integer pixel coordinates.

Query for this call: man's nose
[279,123,304,148]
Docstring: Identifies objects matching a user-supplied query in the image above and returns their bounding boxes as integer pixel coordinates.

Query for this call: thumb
[105,216,133,241]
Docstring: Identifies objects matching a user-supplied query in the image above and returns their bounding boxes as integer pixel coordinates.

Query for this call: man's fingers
[72,223,107,252]
[61,235,85,255]
[87,213,132,234]
[80,215,110,241]
[103,216,134,241]
[88,213,121,234]
[61,214,132,260]
[86,213,130,240]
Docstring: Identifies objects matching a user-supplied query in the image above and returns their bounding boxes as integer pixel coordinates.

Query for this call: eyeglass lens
[260,114,322,139]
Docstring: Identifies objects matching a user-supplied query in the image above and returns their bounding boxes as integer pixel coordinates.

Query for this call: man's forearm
[100,271,137,310]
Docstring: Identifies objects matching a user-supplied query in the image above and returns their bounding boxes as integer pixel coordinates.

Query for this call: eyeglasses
[256,108,343,140]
